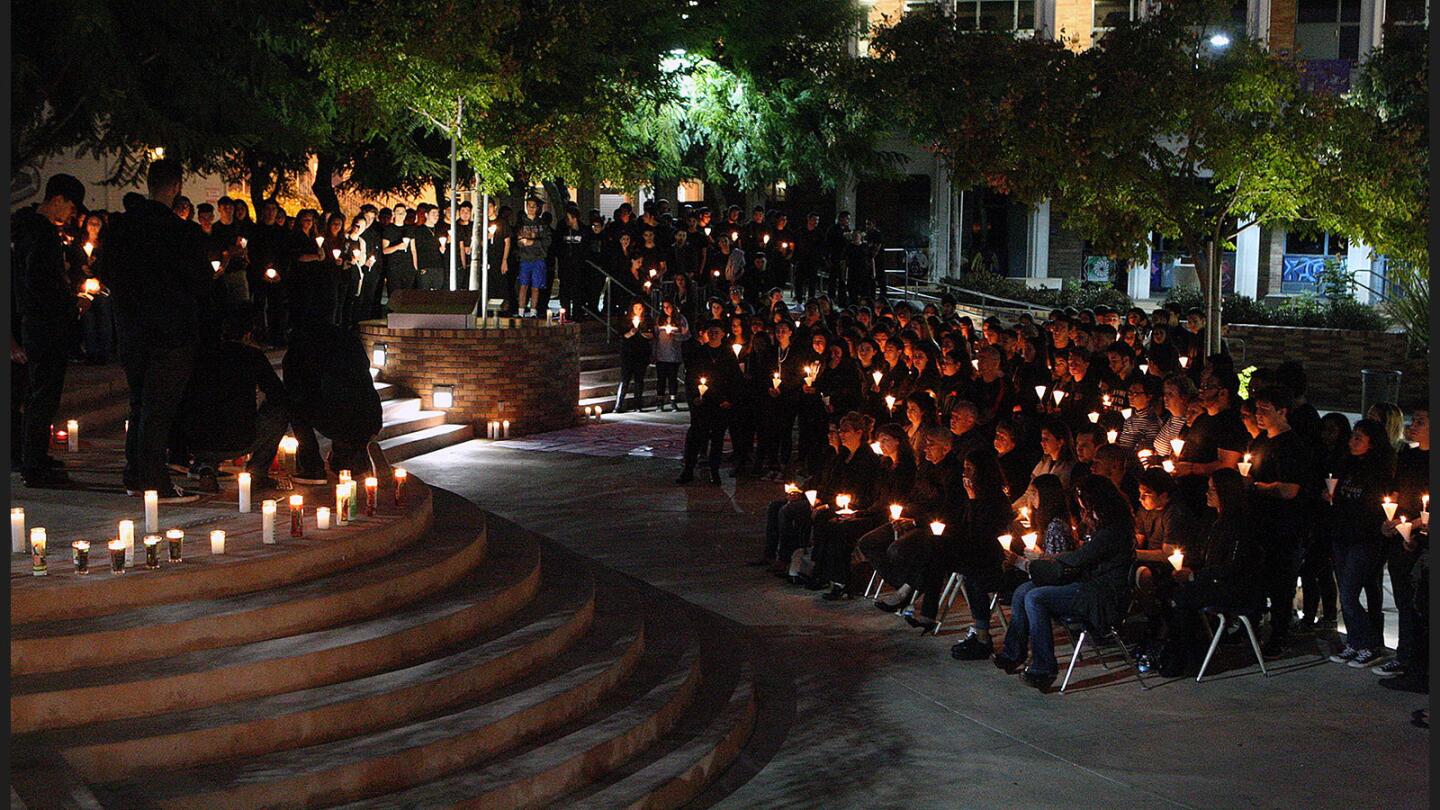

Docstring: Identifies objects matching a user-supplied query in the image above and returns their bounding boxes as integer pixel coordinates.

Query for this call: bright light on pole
[1208,33,1231,48]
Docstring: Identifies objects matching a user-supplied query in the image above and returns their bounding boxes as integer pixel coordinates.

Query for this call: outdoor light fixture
[433,385,455,410]
[1208,33,1231,48]
[372,343,388,368]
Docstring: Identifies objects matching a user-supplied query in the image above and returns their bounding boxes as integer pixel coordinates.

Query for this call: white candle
[1162,460,1176,474]
[1170,438,1185,457]
[210,530,226,555]
[11,507,25,554]
[1106,430,1118,444]
[144,490,159,533]
[1168,548,1184,571]
[1034,385,1046,401]
[929,520,947,536]
[804,490,818,507]
[317,507,331,530]
[1422,493,1429,524]
[1382,497,1398,521]
[1088,412,1100,424]
[119,519,135,566]
[238,472,252,513]
[889,504,904,522]
[1396,518,1413,543]
[66,419,79,452]
[1021,532,1039,551]
[262,499,276,544]
[502,420,511,439]
[1052,390,1065,405]
[1325,475,1338,496]
[997,533,1013,550]
[1121,408,1133,419]
[30,527,46,557]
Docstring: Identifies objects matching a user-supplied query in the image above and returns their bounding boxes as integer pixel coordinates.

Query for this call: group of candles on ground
[12,467,409,577]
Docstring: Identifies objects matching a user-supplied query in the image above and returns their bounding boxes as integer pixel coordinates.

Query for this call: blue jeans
[1001,580,1087,675]
[1334,540,1386,651]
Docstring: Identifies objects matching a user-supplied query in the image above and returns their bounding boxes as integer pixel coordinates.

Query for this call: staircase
[575,319,668,416]
[11,482,757,809]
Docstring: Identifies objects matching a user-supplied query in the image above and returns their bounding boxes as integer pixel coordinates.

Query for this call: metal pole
[481,191,490,326]
[448,104,459,292]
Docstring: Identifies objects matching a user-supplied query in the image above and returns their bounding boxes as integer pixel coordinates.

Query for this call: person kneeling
[283,323,384,482]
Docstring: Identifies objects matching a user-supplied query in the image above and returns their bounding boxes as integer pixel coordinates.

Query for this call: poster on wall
[1083,256,1114,284]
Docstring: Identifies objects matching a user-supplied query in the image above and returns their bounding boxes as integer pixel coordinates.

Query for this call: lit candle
[1052,390,1065,405]
[697,377,709,397]
[30,528,47,576]
[317,507,331,530]
[279,436,299,473]
[83,241,94,258]
[1422,493,1429,524]
[835,493,852,513]
[1102,394,1112,409]
[346,481,358,521]
[364,476,378,517]
[332,249,341,261]
[211,259,221,273]
[1170,438,1185,457]
[66,419,79,452]
[1162,460,1176,474]
[804,490,818,507]
[290,494,304,537]
[262,499,277,544]
[732,343,742,358]
[1019,506,1030,525]
[72,540,90,575]
[1034,385,1047,401]
[772,371,782,390]
[265,267,279,281]
[166,529,184,562]
[239,236,247,249]
[889,504,904,522]
[316,235,325,248]
[334,483,347,525]
[1088,412,1100,424]
[109,539,127,573]
[870,441,883,454]
[1138,449,1153,460]
[502,420,511,439]
[632,315,641,330]
[143,535,161,569]
[119,519,135,567]
[1179,356,1190,368]
[872,370,883,386]
[210,530,226,555]
[1139,363,1149,375]
[1168,548,1184,571]
[1382,497,1397,522]
[11,507,25,554]
[82,278,100,296]
[1021,532,1039,551]
[997,533,1013,550]
[1237,453,1252,477]
[1121,408,1133,419]
[1396,517,1413,543]
[144,489,159,533]
[929,520,946,536]
[393,468,407,506]
[1325,475,1338,496]
[1106,429,1118,444]
[238,471,252,513]
[784,483,800,496]
[971,359,980,371]
[884,395,896,412]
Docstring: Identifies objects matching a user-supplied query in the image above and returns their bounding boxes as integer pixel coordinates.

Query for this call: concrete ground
[407,413,1429,810]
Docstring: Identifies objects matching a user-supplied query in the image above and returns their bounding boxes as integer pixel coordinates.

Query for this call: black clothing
[179,340,286,455]
[1055,522,1136,631]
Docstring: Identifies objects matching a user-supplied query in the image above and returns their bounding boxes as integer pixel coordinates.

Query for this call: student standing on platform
[514,196,552,317]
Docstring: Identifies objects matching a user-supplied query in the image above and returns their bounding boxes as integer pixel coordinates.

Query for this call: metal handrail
[581,259,665,343]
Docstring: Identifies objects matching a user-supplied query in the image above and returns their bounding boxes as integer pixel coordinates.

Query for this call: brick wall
[359,320,580,437]
[1224,324,1426,410]
[1269,0,1297,55]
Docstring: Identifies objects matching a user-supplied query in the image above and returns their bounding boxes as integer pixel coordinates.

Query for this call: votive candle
[346,482,358,522]
[119,519,135,566]
[144,490,159,533]
[364,476,378,517]
[109,539,127,573]
[334,484,348,526]
[210,530,226,555]
[261,499,277,544]
[393,468,407,505]
[238,472,252,513]
[72,540,90,575]
[317,507,331,530]
[66,419,79,452]
[289,495,304,538]
[30,527,47,576]
[166,529,184,562]
[143,535,161,569]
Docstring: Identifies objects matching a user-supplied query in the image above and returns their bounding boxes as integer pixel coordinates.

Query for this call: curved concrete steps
[12,508,484,675]
[53,538,589,783]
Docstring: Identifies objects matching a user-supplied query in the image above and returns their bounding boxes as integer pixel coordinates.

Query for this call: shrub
[943,272,1133,312]
[1161,284,1390,332]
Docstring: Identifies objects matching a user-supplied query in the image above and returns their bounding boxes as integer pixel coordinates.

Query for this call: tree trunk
[311,153,342,219]
[245,152,271,214]
[469,171,484,292]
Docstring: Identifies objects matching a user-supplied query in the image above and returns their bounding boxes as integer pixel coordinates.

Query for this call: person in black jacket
[101,160,212,502]
[1325,418,1396,669]
[994,475,1136,690]
[553,208,588,321]
[798,412,882,587]
[13,173,87,488]
[283,322,384,483]
[615,298,653,413]
[814,422,917,599]
[946,448,1016,653]
[176,309,289,493]
[1157,469,1264,677]
[677,319,741,485]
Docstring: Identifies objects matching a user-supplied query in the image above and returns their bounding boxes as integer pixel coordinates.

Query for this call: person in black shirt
[283,323,384,483]
[677,320,741,485]
[615,299,653,413]
[1247,386,1313,657]
[793,213,825,303]
[1325,419,1395,669]
[1171,371,1247,512]
[405,204,444,291]
[382,202,415,298]
[825,211,852,302]
[1380,404,1429,688]
[12,173,87,487]
[102,160,212,501]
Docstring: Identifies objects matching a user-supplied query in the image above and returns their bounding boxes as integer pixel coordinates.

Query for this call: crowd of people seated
[669,290,1428,696]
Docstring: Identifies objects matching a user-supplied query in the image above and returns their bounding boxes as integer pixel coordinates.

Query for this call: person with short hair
[282,322,384,484]
[513,196,552,317]
[677,319,741,485]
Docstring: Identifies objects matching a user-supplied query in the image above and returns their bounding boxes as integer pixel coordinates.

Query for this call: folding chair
[935,573,1009,635]
[1195,606,1268,683]
[1059,617,1151,693]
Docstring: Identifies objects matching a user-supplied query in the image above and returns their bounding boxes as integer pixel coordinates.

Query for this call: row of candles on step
[12,469,408,576]
[486,421,511,439]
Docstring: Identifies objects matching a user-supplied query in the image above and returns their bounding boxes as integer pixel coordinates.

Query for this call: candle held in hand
[1021,532,1039,551]
[1168,548,1184,571]
[997,533,1013,550]
[929,520,946,536]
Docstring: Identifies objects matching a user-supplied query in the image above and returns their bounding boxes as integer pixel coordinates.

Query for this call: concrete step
[374,381,398,401]
[564,665,757,810]
[12,509,486,675]
[377,409,448,441]
[124,612,643,810]
[10,478,435,626]
[11,538,541,734]
[380,423,476,463]
[580,353,618,372]
[577,394,670,414]
[60,562,595,784]
[339,645,704,810]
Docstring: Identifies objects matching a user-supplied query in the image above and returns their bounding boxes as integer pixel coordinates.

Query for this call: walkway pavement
[406,414,1429,809]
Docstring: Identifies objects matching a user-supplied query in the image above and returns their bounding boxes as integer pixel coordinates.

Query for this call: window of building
[954,0,1036,31]
[1295,0,1362,60]
[1284,229,1348,256]
[1093,0,1142,30]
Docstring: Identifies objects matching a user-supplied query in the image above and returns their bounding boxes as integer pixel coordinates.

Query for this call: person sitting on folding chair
[1155,469,1262,678]
[993,475,1136,690]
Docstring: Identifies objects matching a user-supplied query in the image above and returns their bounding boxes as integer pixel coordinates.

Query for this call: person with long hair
[614,298,653,413]
[946,448,1016,655]
[651,298,690,412]
[1365,401,1407,452]
[817,422,918,600]
[993,476,1136,690]
[1013,418,1077,513]
[1155,469,1263,677]
[902,390,941,458]
[1326,418,1398,670]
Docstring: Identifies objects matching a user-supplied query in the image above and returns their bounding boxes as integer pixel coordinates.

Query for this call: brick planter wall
[358,319,580,437]
[1224,324,1427,410]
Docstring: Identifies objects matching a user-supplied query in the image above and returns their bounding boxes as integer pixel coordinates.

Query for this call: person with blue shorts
[513,196,552,318]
